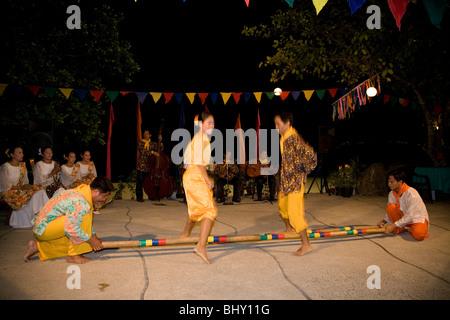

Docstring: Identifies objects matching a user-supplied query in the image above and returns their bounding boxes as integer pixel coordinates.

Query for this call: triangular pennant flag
[90,90,103,102]
[291,91,301,101]
[285,0,294,8]
[135,92,148,104]
[312,0,328,14]
[198,93,209,105]
[253,92,262,103]
[174,93,184,104]
[74,89,88,101]
[243,92,252,103]
[43,87,57,98]
[348,0,367,15]
[232,92,243,104]
[280,91,291,101]
[59,88,73,99]
[315,89,327,100]
[26,85,41,96]
[328,88,338,98]
[383,94,391,104]
[186,92,196,104]
[387,0,410,30]
[245,0,250,7]
[303,90,315,101]
[423,0,447,29]
[12,85,23,96]
[120,91,132,96]
[209,93,219,104]
[164,92,174,104]
[105,91,119,102]
[221,92,232,105]
[265,92,275,100]
[150,92,162,103]
[0,84,7,96]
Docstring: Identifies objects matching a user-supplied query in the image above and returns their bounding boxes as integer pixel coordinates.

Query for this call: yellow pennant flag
[313,0,328,14]
[253,92,262,103]
[0,84,7,96]
[186,92,196,104]
[221,92,232,105]
[149,92,162,103]
[59,88,73,99]
[303,90,315,101]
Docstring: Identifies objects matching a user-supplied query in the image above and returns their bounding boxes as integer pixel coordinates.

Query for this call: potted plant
[328,161,357,197]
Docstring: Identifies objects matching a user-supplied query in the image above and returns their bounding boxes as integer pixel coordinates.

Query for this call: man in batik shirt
[24,177,114,263]
[274,111,317,256]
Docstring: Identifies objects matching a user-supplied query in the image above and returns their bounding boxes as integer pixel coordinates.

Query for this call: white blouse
[385,187,430,228]
[0,162,29,193]
[33,161,58,186]
[59,164,81,188]
[77,161,97,179]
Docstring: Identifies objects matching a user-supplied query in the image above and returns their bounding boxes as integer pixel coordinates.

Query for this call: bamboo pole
[101,225,385,249]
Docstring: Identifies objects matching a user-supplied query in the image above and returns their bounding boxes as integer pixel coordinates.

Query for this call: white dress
[59,164,81,188]
[0,162,49,228]
[33,160,59,186]
[77,161,97,181]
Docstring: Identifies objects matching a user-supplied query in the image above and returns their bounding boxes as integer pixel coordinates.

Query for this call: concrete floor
[1,192,449,301]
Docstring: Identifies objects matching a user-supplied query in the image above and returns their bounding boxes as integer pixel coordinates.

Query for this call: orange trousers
[386,203,429,241]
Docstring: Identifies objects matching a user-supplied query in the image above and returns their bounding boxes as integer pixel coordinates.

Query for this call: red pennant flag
[280,91,291,101]
[26,85,41,96]
[387,0,410,30]
[90,90,103,102]
[164,92,174,104]
[232,92,243,104]
[328,88,339,98]
[106,103,115,179]
[198,93,209,105]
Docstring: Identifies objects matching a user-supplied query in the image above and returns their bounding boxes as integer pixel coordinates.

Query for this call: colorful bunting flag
[164,92,174,104]
[313,0,328,14]
[150,92,162,103]
[186,92,196,104]
[423,0,447,29]
[253,92,262,103]
[303,90,315,101]
[232,92,242,104]
[387,0,410,30]
[74,89,88,101]
[221,92,232,105]
[59,88,73,99]
[349,0,367,15]
[90,90,103,102]
[26,85,41,96]
[285,0,294,8]
[105,91,120,102]
[198,93,208,105]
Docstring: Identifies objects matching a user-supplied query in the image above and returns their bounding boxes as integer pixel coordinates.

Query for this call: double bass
[143,119,174,201]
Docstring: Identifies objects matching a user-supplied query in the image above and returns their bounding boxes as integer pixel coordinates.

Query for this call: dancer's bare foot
[66,255,91,264]
[292,244,313,256]
[193,247,212,264]
[24,240,39,262]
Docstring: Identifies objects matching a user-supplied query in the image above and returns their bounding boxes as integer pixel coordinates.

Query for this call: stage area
[1,193,449,300]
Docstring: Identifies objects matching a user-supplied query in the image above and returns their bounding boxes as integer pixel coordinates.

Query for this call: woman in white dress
[33,146,61,186]
[59,152,83,189]
[0,147,49,228]
[77,149,97,184]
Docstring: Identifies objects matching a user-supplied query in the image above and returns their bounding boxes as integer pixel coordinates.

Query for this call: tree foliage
[0,0,140,155]
[243,0,450,165]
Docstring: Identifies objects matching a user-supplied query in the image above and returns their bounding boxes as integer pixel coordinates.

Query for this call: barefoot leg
[180,217,195,238]
[24,240,39,262]
[283,218,296,233]
[193,218,213,264]
[292,229,313,256]
[66,255,91,264]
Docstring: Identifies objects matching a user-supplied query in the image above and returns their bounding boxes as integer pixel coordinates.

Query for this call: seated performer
[59,152,83,189]
[275,111,317,256]
[214,151,242,203]
[247,150,276,201]
[77,149,97,184]
[0,146,49,228]
[136,129,159,202]
[377,169,430,241]
[24,176,115,263]
[33,146,61,187]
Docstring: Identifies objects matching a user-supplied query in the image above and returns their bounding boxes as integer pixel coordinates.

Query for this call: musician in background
[136,129,159,202]
[249,150,276,202]
[214,151,242,203]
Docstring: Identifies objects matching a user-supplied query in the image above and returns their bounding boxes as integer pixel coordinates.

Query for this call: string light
[274,87,282,96]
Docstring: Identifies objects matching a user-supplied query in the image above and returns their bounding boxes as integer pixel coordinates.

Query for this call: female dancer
[33,146,60,187]
[0,146,49,228]
[180,112,217,264]
[77,149,97,184]
[59,152,83,189]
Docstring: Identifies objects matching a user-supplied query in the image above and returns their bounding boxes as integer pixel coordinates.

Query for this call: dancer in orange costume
[180,112,217,264]
[378,169,430,241]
